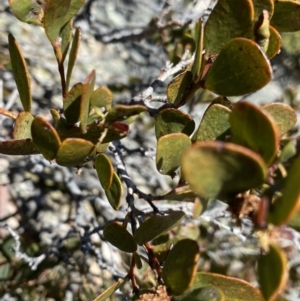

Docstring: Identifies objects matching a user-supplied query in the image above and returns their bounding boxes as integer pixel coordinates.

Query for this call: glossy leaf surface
[194,104,231,142]
[31,116,61,161]
[181,141,267,199]
[258,244,288,301]
[262,103,297,135]
[155,109,195,139]
[134,211,185,245]
[204,0,254,54]
[56,138,95,166]
[103,222,137,253]
[271,0,300,32]
[267,155,300,225]
[13,112,34,139]
[8,34,32,112]
[0,139,39,156]
[204,38,272,96]
[91,86,113,114]
[230,101,279,165]
[105,172,123,210]
[162,239,199,295]
[156,133,191,175]
[95,153,114,190]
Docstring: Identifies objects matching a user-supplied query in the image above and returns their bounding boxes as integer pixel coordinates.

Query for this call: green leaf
[155,109,195,139]
[13,112,34,139]
[204,0,254,54]
[95,153,114,190]
[66,27,81,91]
[80,70,96,133]
[156,133,191,176]
[64,82,83,125]
[191,19,204,80]
[181,141,268,199]
[9,0,45,25]
[204,38,272,96]
[92,279,126,301]
[158,185,196,202]
[105,172,123,210]
[60,19,73,63]
[133,252,143,269]
[258,244,288,301]
[262,103,297,135]
[0,139,39,156]
[134,211,185,245]
[103,222,137,253]
[271,0,300,32]
[194,104,231,142]
[44,0,84,45]
[267,155,300,225]
[175,286,225,301]
[105,105,147,124]
[180,272,265,301]
[266,26,282,59]
[31,116,61,160]
[91,86,113,114]
[278,140,296,163]
[162,239,199,295]
[8,34,32,112]
[229,101,280,165]
[55,138,95,166]
[252,0,274,19]
[167,71,193,107]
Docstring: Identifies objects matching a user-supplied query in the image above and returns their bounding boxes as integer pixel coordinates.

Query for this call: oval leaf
[262,103,297,135]
[230,101,280,165]
[266,26,282,59]
[0,139,39,156]
[204,38,272,96]
[252,0,274,19]
[194,104,231,142]
[31,116,61,160]
[64,82,83,125]
[258,244,288,301]
[56,138,95,166]
[268,155,300,225]
[91,86,113,114]
[175,286,225,301]
[181,141,268,199]
[105,172,123,210]
[134,211,185,245]
[158,185,196,202]
[8,34,32,112]
[204,0,254,54]
[155,109,195,139]
[95,153,114,190]
[156,133,191,176]
[162,239,199,295]
[103,222,137,253]
[271,0,300,32]
[13,111,34,139]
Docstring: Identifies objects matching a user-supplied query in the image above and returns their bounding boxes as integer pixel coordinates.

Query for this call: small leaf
[254,10,271,53]
[105,105,147,124]
[60,19,73,63]
[194,104,231,142]
[56,138,95,166]
[175,286,225,301]
[181,141,267,199]
[80,70,96,133]
[66,27,81,91]
[258,244,288,301]
[9,0,45,25]
[191,19,204,80]
[64,82,83,125]
[230,101,280,165]
[204,38,272,96]
[95,153,114,190]
[156,133,191,176]
[0,139,39,156]
[266,26,282,59]
[92,279,125,301]
[134,211,185,245]
[252,0,274,19]
[262,103,297,135]
[155,109,195,139]
[91,86,113,114]
[167,71,193,107]
[103,222,137,253]
[271,0,300,32]
[204,0,254,54]
[278,140,296,163]
[105,172,123,210]
[31,116,61,160]
[8,34,32,112]
[158,185,196,202]
[162,239,199,295]
[13,111,34,139]
[267,155,300,225]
